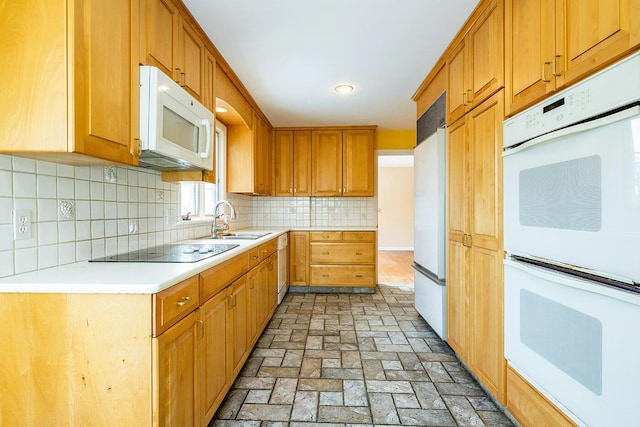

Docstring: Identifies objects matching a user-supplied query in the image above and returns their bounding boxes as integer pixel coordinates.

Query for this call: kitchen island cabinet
[0,234,282,427]
[1,0,140,166]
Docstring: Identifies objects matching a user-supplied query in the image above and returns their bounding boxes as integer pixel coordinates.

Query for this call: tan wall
[377,166,414,249]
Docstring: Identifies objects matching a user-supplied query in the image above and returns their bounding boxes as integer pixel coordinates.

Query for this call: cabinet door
[143,0,178,78]
[246,268,259,345]
[446,240,470,360]
[312,130,343,196]
[471,246,505,403]
[201,290,228,424]
[343,129,374,196]
[467,0,503,108]
[446,117,469,244]
[176,17,204,100]
[447,40,468,124]
[469,91,503,252]
[274,131,294,196]
[227,276,248,379]
[293,130,312,196]
[505,0,556,116]
[74,0,139,165]
[289,231,309,286]
[155,309,200,427]
[468,90,505,404]
[560,0,640,86]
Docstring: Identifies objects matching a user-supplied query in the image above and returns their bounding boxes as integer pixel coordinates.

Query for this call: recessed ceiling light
[334,84,354,94]
[215,106,228,113]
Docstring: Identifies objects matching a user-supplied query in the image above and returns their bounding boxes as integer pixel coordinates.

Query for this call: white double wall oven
[502,53,640,426]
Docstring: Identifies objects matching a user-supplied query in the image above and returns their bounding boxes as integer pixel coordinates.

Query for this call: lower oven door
[503,105,640,282]
[504,258,640,426]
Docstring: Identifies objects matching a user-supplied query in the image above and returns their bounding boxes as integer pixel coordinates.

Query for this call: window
[179,122,227,220]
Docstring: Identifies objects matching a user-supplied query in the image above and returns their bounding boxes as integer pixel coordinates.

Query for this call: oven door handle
[504,258,640,305]
[503,105,640,157]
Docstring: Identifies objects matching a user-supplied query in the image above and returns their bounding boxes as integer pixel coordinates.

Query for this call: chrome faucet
[212,200,237,237]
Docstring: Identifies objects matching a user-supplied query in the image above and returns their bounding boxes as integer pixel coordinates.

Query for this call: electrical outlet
[13,209,32,240]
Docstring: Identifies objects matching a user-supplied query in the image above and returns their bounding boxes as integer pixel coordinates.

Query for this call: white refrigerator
[413,127,447,340]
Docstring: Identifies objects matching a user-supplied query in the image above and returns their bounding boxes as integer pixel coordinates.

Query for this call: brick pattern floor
[210,284,514,427]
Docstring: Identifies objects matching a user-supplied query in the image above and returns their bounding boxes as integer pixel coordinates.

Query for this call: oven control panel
[504,52,640,148]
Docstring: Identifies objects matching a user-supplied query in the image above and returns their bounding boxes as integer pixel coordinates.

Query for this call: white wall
[377,163,414,250]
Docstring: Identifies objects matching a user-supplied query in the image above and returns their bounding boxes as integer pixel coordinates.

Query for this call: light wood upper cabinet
[505,0,640,116]
[343,129,375,197]
[143,0,179,77]
[447,0,504,124]
[446,90,505,404]
[227,111,272,195]
[142,0,204,100]
[312,130,343,196]
[311,128,375,197]
[274,130,312,196]
[0,0,139,166]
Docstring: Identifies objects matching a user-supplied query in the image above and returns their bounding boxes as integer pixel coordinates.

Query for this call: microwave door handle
[199,118,212,158]
[503,105,640,157]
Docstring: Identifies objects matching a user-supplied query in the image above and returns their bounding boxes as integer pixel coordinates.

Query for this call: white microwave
[139,65,214,171]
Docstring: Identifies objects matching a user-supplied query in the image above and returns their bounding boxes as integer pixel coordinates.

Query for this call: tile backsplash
[0,154,376,278]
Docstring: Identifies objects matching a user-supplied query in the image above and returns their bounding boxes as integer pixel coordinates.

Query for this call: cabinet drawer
[200,252,249,302]
[310,243,376,264]
[258,238,278,260]
[343,231,375,242]
[248,247,260,268]
[310,231,342,242]
[154,276,200,336]
[310,266,376,286]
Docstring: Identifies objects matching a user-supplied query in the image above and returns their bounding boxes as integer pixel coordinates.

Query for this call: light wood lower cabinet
[506,365,577,427]
[309,231,377,288]
[0,237,281,427]
[289,231,310,286]
[154,309,201,427]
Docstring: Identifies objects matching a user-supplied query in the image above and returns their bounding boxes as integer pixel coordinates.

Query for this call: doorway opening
[377,152,414,285]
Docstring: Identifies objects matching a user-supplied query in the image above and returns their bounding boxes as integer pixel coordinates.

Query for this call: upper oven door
[503,106,640,282]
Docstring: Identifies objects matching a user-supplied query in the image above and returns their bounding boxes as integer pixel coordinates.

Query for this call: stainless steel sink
[199,232,272,240]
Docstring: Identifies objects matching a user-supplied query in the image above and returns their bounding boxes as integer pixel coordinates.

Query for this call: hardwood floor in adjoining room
[377,250,415,285]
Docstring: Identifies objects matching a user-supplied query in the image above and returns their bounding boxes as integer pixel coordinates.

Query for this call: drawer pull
[355,275,363,278]
[322,235,330,239]
[322,252,330,255]
[356,252,363,255]
[252,255,259,260]
[176,296,192,307]
[322,274,330,278]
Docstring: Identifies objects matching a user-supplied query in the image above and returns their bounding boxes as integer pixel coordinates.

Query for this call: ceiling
[182,0,480,130]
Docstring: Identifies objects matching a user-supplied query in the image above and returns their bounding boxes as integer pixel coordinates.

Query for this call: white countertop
[0,227,377,294]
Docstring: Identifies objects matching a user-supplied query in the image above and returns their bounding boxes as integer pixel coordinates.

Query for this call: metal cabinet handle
[322,252,330,255]
[252,255,259,260]
[176,296,192,307]
[355,275,363,278]
[553,55,562,76]
[355,252,363,255]
[462,91,468,105]
[322,274,330,278]
[542,62,552,82]
[293,187,297,194]
[197,320,205,339]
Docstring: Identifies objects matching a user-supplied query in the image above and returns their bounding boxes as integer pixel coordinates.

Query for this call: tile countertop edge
[0,227,378,294]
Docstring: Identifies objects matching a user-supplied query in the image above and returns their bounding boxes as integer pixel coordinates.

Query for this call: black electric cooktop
[89,243,239,263]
